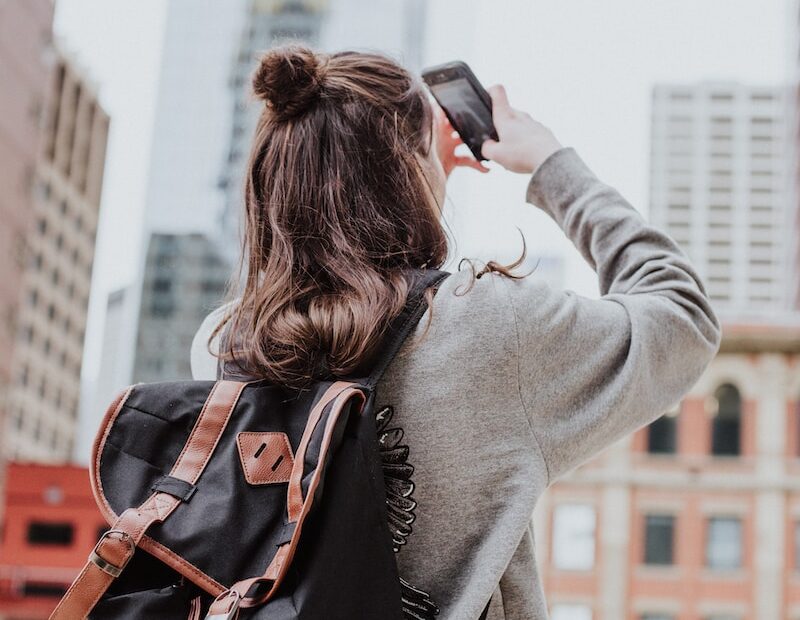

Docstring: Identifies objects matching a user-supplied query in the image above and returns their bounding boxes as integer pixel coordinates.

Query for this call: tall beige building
[0,0,56,456]
[649,83,793,321]
[3,52,110,463]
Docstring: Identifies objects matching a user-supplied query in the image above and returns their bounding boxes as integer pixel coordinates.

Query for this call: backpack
[50,269,451,620]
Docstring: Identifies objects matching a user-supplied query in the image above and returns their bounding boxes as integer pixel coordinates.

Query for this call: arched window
[711,383,741,456]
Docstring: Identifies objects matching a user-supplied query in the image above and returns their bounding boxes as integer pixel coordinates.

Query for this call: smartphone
[421,61,498,161]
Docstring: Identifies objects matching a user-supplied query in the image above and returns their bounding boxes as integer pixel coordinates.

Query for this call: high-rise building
[649,83,794,321]
[536,323,800,619]
[132,233,230,384]
[3,51,109,463]
[0,0,56,459]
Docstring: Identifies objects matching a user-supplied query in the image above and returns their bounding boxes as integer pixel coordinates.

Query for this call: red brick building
[535,323,800,620]
[0,463,104,620]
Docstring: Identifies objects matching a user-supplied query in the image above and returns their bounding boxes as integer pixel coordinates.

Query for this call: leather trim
[90,384,136,516]
[139,536,225,596]
[286,381,352,521]
[83,380,246,606]
[208,385,365,613]
[236,432,294,485]
[49,532,134,619]
[171,381,245,484]
[264,387,366,595]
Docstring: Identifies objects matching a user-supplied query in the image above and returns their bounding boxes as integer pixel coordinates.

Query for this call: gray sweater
[190,147,721,619]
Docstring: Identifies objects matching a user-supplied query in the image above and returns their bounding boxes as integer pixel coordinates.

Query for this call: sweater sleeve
[190,304,229,381]
[503,147,721,484]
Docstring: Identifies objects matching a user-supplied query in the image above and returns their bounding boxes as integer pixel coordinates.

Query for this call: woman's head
[214,45,448,388]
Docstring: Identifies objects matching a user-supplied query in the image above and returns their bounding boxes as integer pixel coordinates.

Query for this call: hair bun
[253,45,323,121]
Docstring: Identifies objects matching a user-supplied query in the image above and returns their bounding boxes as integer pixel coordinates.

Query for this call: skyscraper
[3,51,110,463]
[649,83,794,321]
[115,1,244,390]
[0,0,56,460]
[133,233,230,384]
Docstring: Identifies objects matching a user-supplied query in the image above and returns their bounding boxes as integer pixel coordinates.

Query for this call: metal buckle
[205,591,242,620]
[89,529,135,578]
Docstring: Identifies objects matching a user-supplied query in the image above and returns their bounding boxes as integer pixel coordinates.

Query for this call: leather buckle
[205,591,241,620]
[89,529,135,578]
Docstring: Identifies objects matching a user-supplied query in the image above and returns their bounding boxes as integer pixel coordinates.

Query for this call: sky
[52,0,794,394]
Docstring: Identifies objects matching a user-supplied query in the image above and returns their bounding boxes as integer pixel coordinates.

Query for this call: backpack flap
[54,380,368,619]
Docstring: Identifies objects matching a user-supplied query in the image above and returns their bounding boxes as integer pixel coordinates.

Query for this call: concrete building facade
[132,233,230,383]
[0,0,56,459]
[536,324,800,620]
[649,83,794,322]
[3,51,109,463]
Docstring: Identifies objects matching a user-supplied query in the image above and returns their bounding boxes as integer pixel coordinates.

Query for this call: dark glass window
[644,514,674,565]
[22,582,68,598]
[152,278,172,294]
[647,414,677,454]
[712,384,741,456]
[27,522,74,546]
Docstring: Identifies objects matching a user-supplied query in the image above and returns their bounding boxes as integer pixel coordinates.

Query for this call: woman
[191,46,720,619]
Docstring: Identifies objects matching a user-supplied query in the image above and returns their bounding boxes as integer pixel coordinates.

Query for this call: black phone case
[421,61,498,161]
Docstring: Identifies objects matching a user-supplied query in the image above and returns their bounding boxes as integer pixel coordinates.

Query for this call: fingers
[487,84,512,118]
[455,156,490,173]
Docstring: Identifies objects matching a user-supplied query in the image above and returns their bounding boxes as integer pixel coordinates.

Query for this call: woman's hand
[481,85,563,175]
[433,105,489,178]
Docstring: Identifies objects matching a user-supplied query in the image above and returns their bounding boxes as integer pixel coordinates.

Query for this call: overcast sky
[53,0,794,386]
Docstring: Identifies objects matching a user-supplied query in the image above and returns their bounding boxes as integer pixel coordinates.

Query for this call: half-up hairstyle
[211,45,448,389]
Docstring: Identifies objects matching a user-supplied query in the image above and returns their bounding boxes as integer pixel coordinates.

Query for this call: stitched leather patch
[236,432,294,485]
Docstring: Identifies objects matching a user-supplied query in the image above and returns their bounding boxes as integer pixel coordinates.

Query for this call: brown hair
[210,45,447,388]
[211,45,526,388]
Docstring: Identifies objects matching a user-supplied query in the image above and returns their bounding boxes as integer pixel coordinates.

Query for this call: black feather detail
[376,405,440,618]
[400,578,440,619]
[375,405,417,550]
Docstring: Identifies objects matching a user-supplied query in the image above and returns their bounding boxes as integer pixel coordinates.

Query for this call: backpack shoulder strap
[363,268,449,390]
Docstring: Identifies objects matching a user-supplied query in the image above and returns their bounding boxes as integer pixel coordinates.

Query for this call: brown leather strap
[49,530,135,619]
[51,380,248,620]
[207,385,366,616]
[286,381,351,522]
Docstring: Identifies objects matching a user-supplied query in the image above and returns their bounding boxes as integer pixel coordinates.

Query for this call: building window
[21,582,68,598]
[551,605,592,620]
[644,514,675,565]
[706,517,742,570]
[794,521,800,570]
[647,414,677,454]
[27,522,74,546]
[552,504,595,571]
[711,384,741,456]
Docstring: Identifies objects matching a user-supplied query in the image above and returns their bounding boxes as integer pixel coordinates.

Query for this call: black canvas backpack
[50,269,452,620]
